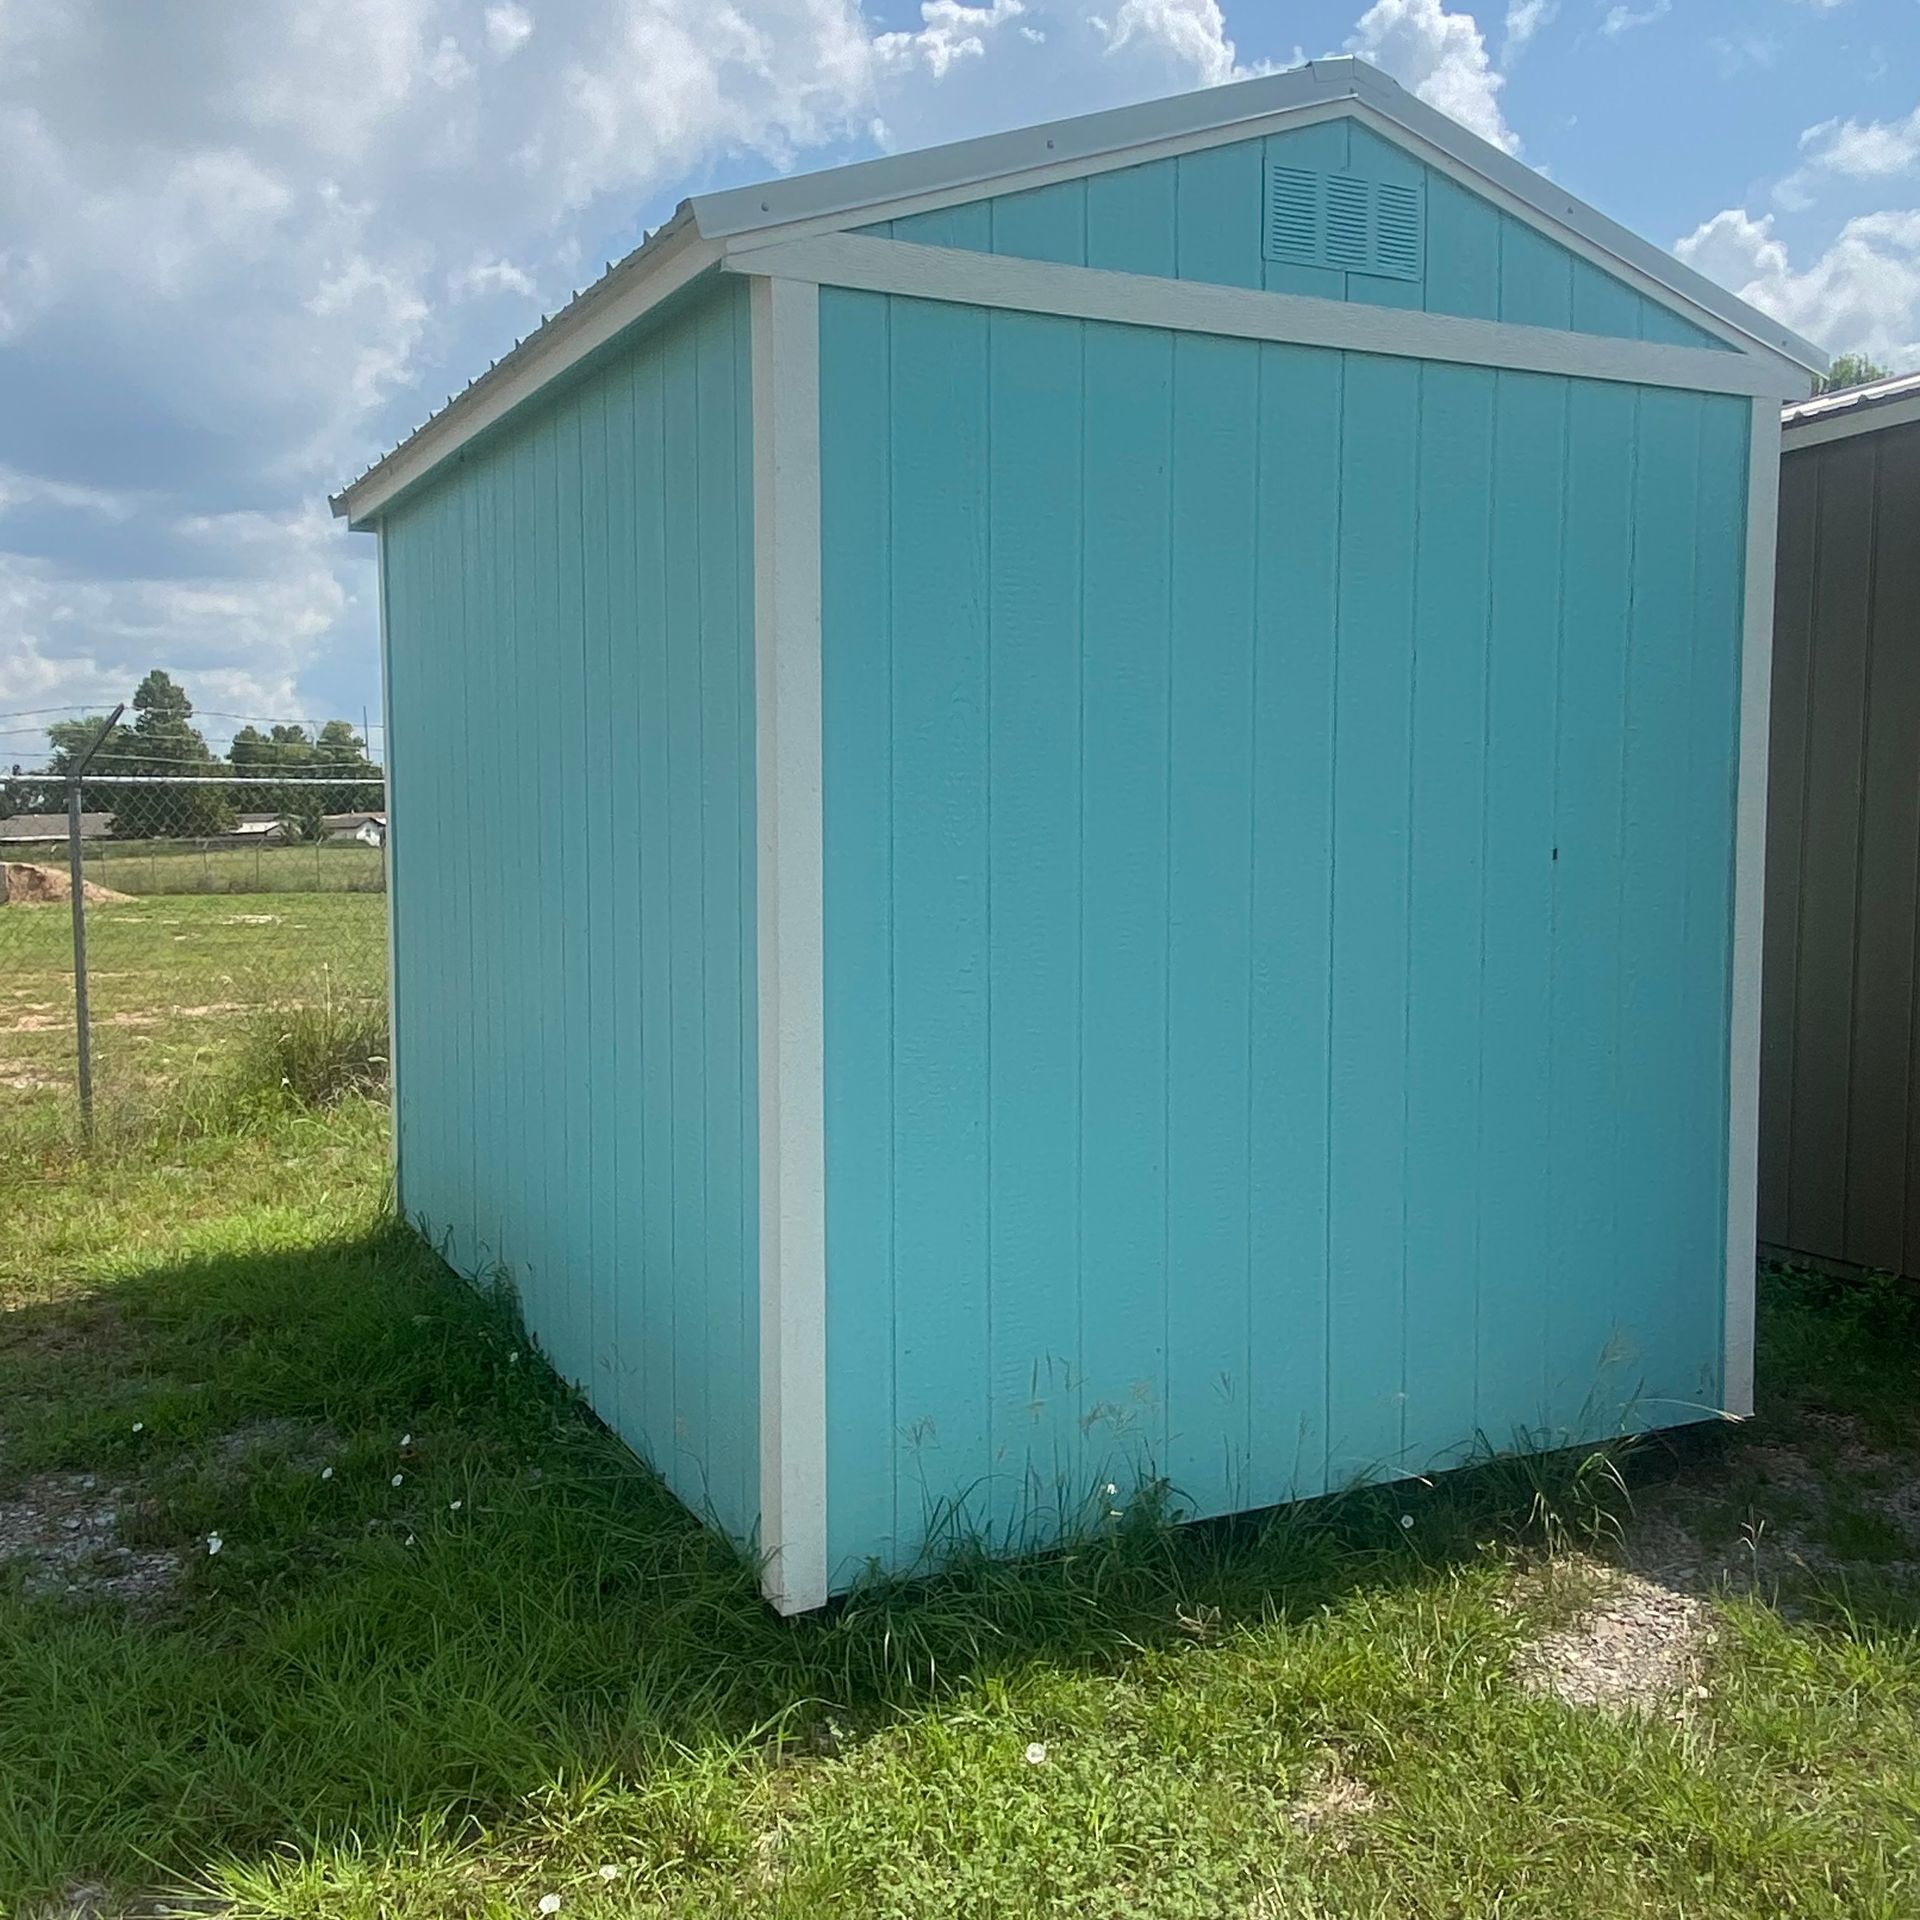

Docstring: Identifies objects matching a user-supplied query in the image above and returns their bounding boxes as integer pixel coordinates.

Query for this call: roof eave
[332,204,708,529]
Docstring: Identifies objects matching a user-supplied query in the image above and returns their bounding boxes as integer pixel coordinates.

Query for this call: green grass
[0,885,386,1143]
[4,1120,1920,1914]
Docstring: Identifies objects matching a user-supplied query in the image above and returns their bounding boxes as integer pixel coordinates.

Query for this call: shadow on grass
[0,1213,1648,1905]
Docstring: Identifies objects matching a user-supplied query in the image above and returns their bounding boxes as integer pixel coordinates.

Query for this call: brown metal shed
[1763,373,1920,1274]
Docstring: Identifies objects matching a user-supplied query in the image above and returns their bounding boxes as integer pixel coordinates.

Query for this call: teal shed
[334,58,1824,1612]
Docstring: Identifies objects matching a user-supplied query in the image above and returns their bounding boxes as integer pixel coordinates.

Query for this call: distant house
[228,814,295,842]
[0,813,107,845]
[323,811,387,847]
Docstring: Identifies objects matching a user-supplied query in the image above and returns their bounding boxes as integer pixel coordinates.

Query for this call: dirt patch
[1630,1410,1920,1597]
[2,863,132,906]
[1513,1557,1714,1716]
[1287,1754,1379,1849]
[210,1416,337,1477]
[0,1472,180,1610]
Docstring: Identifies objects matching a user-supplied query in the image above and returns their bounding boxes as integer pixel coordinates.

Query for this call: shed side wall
[381,277,760,1541]
[819,286,1750,1585]
[858,121,1727,350]
[1762,421,1920,1274]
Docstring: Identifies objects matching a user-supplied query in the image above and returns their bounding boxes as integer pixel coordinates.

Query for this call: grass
[0,881,386,1144]
[4,1121,1920,1913]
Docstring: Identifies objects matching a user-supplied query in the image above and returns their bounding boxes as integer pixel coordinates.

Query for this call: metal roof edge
[334,57,1827,524]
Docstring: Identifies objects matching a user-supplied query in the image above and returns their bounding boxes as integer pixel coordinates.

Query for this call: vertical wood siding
[381,280,759,1542]
[1762,422,1920,1274]
[819,288,1751,1582]
[859,122,1728,351]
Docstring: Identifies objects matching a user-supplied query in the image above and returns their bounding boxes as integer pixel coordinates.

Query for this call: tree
[109,670,235,839]
[42,713,135,816]
[310,719,384,813]
[1814,352,1892,395]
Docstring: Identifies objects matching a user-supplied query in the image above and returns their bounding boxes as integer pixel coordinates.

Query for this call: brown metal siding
[1762,419,1920,1272]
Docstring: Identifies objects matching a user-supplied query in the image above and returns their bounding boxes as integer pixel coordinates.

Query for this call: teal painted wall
[817,283,1751,1583]
[382,278,760,1544]
[861,119,1728,351]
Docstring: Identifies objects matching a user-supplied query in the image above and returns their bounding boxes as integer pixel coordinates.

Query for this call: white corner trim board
[1724,395,1782,1422]
[1782,388,1920,451]
[721,234,1807,401]
[375,530,404,1215]
[751,274,829,1615]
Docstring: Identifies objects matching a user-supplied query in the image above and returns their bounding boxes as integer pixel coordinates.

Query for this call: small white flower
[132,1421,144,1434]
[449,1499,463,1511]
[1399,1514,1414,1530]
[320,1466,334,1481]
[206,1533,223,1556]
[508,1350,520,1365]
[405,1533,417,1547]
[1024,1742,1047,1765]
[400,1432,412,1448]
[597,1865,620,1882]
[392,1473,404,1487]
[538,1896,561,1915]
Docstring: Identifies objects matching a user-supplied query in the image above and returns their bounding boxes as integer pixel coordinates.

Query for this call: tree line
[1,670,383,840]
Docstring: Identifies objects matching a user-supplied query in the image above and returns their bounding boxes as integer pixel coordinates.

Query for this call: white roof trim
[335,56,1825,527]
[1782,372,1920,449]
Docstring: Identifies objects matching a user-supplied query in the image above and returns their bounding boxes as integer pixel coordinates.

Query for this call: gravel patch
[0,1472,181,1609]
[1513,1559,1715,1716]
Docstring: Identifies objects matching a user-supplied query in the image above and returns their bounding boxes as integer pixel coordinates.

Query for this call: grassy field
[0,875,386,1142]
[3,1100,1920,1916]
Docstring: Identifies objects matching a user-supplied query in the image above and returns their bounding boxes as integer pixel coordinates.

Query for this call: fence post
[67,702,123,1144]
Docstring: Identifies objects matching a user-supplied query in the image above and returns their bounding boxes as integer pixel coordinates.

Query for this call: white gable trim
[723,233,1806,400]
[693,60,1820,378]
[335,58,1823,527]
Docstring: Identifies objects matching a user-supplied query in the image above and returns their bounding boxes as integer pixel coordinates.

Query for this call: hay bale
[2,862,133,906]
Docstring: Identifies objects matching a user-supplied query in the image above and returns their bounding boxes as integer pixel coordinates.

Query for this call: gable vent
[1263,166,1424,283]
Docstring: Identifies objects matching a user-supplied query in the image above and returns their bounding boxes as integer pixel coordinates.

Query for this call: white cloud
[1504,0,1555,55]
[876,1,1029,80]
[1346,0,1517,154]
[1601,0,1669,33]
[0,1,1271,728]
[0,468,138,521]
[483,4,533,58]
[448,254,537,301]
[0,503,351,740]
[1799,105,1920,182]
[1677,205,1920,370]
[1094,0,1245,85]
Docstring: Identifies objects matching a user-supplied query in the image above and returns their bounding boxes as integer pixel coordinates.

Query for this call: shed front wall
[381,277,760,1543]
[1762,420,1920,1275]
[819,286,1751,1583]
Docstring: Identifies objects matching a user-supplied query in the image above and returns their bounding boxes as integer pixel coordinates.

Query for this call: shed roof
[334,56,1827,527]
[1782,369,1920,449]
[0,813,107,842]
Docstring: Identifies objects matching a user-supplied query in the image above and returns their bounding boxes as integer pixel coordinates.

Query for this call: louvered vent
[1263,166,1424,283]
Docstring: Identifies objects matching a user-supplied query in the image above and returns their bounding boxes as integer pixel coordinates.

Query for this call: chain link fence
[1,774,388,1145]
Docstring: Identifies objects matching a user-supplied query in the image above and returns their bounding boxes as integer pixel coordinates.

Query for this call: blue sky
[3,0,1918,760]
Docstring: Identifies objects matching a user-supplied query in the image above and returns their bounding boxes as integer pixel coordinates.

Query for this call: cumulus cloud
[1503,0,1556,55]
[0,502,352,741]
[1094,0,1246,85]
[0,1,1253,730]
[1346,0,1517,154]
[1677,205,1920,370]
